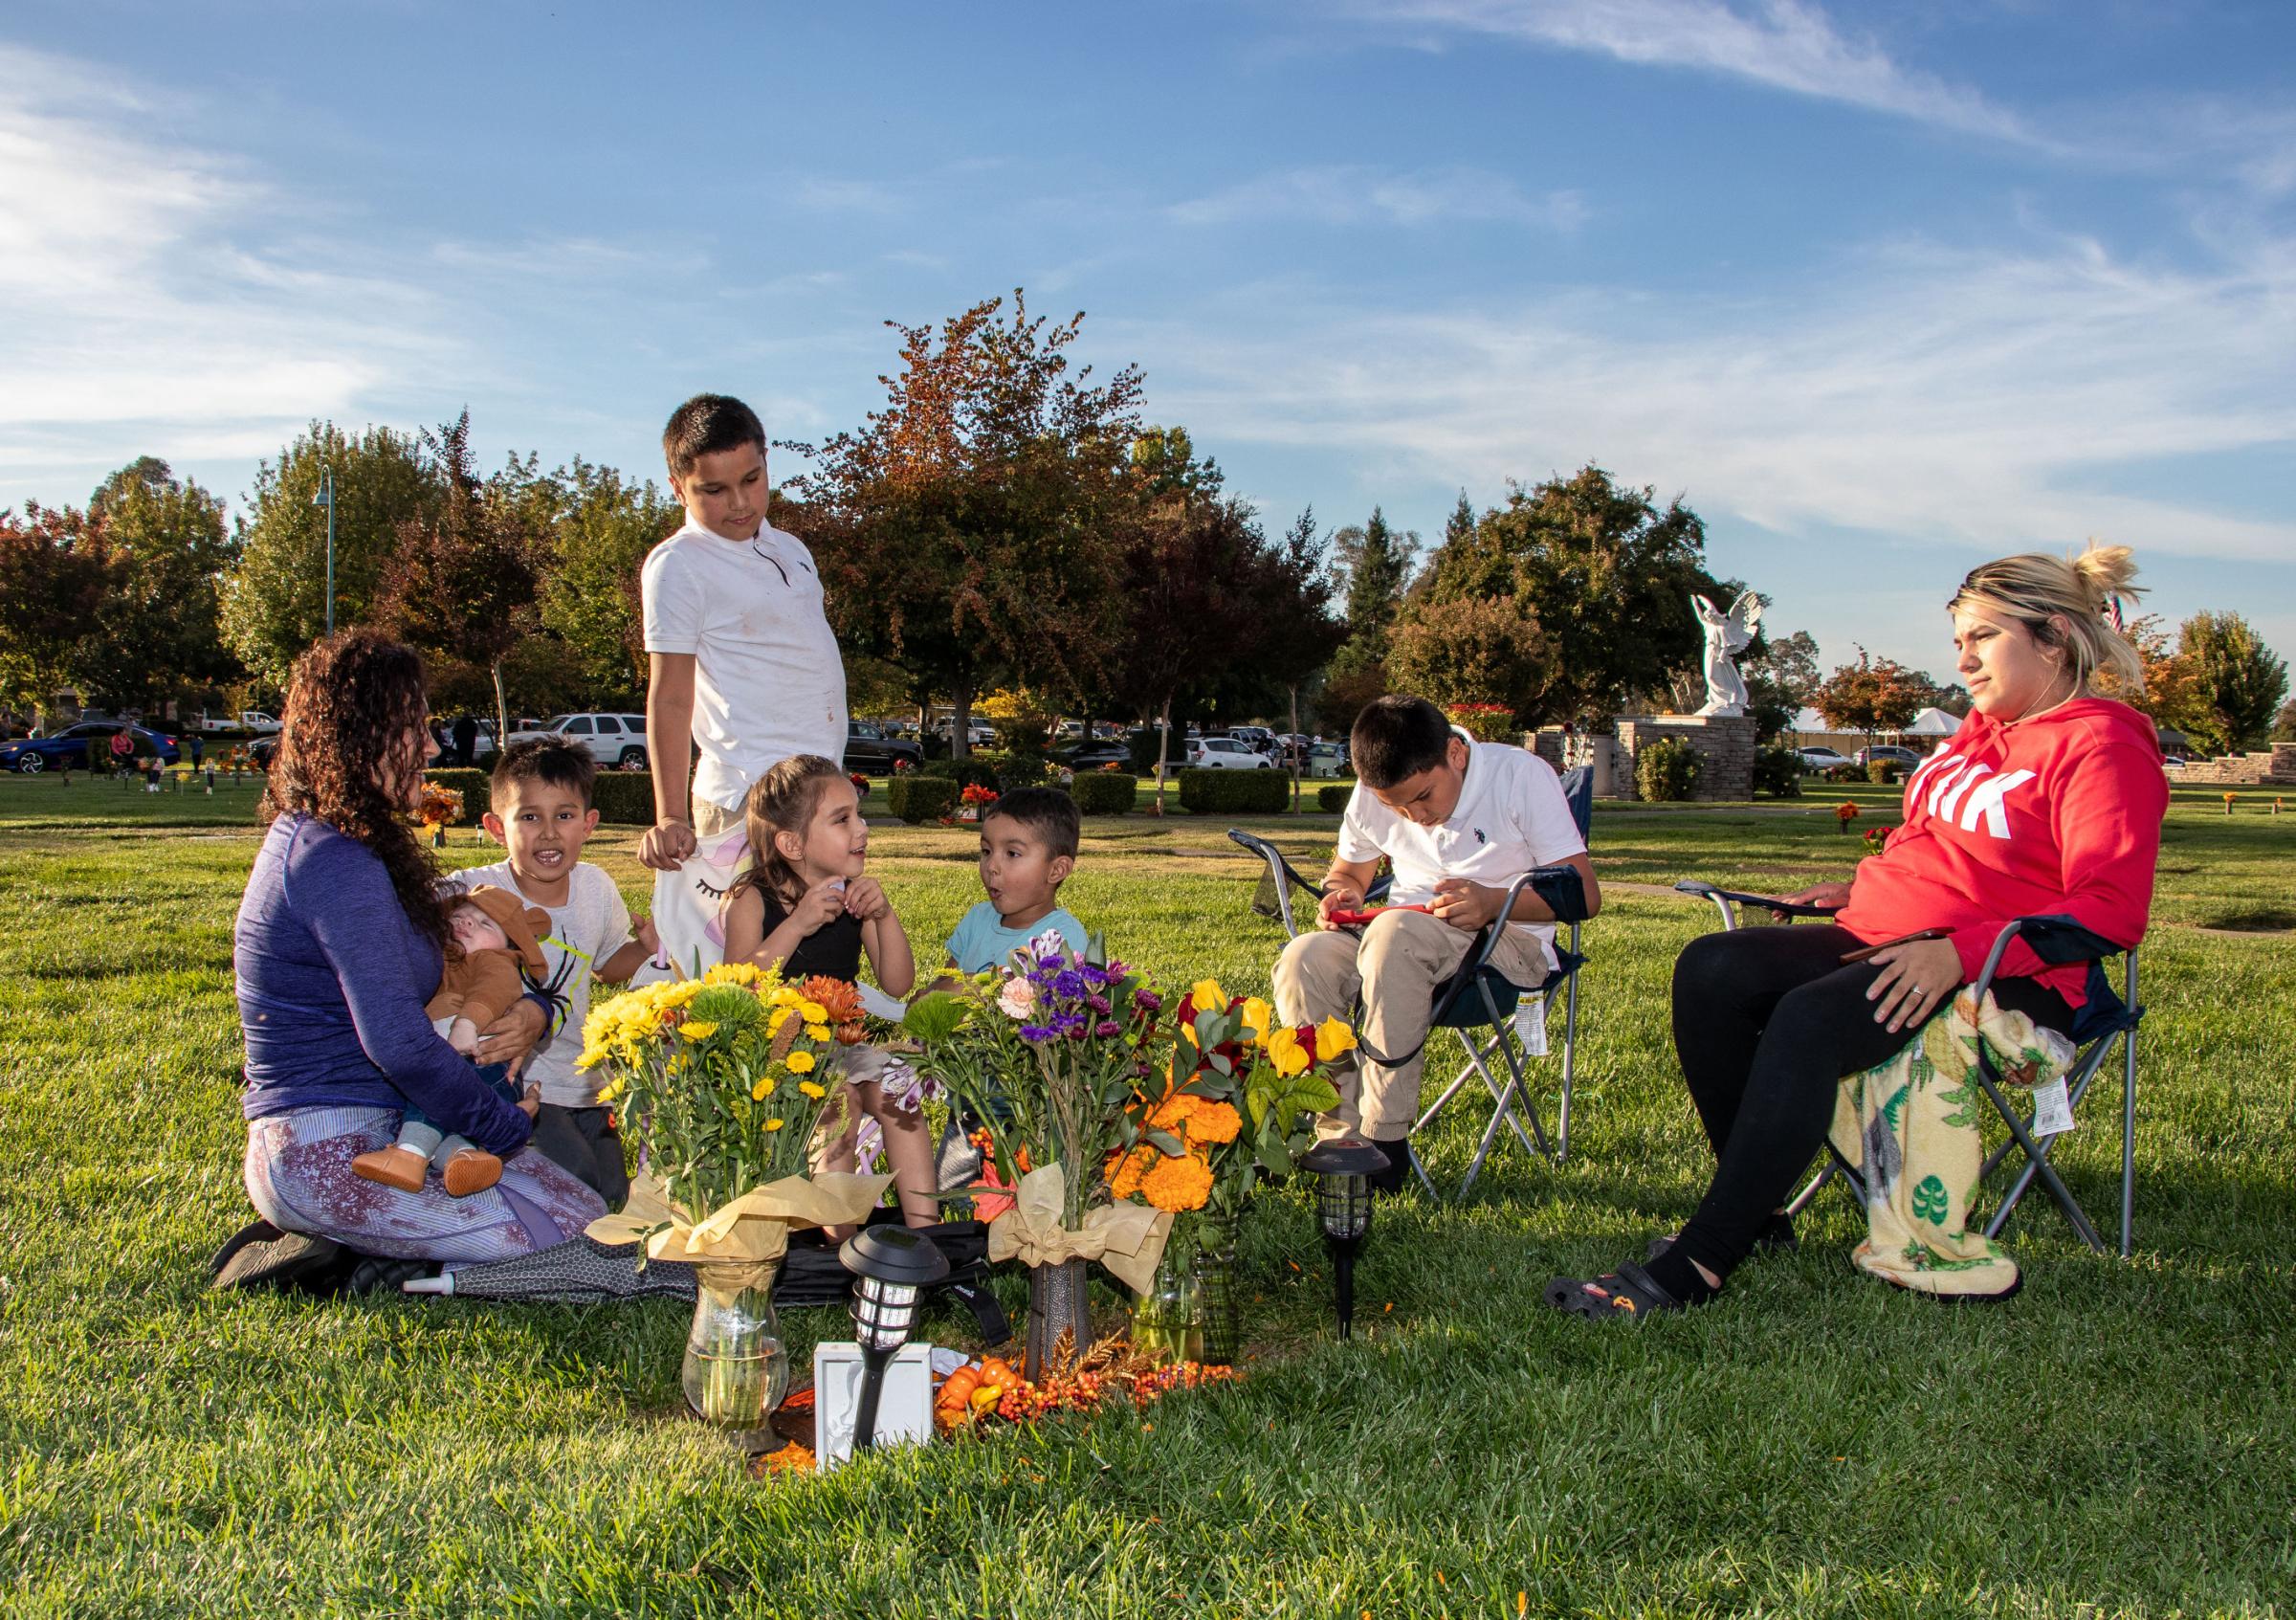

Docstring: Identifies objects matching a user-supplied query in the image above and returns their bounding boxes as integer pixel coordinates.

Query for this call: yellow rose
[1239,996,1273,1044]
[786,1051,817,1075]
[1267,1027,1310,1077]
[1188,979,1227,1016]
[1314,1017,1358,1062]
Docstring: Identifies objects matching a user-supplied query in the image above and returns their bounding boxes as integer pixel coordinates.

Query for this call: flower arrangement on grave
[1836,801,1861,832]
[1862,825,1890,855]
[902,933,1172,1378]
[849,771,871,796]
[958,781,1001,823]
[577,962,887,1448]
[416,781,463,847]
[1111,980,1354,1362]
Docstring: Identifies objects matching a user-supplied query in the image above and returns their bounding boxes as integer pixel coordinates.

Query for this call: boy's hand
[632,915,660,957]
[842,876,891,921]
[793,877,847,935]
[1315,882,1366,929]
[1429,877,1502,932]
[639,818,695,871]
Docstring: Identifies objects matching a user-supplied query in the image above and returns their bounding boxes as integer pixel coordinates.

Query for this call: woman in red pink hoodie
[1553,544,2165,1319]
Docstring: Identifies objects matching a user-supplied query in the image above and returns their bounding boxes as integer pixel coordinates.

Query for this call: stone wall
[2167,743,2296,787]
[1613,714,1757,802]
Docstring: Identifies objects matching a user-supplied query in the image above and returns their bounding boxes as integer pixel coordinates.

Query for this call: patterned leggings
[245,1105,606,1267]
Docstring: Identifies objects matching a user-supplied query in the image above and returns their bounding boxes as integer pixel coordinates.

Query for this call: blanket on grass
[1827,989,2074,1298]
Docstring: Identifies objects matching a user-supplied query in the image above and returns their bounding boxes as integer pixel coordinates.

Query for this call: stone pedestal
[1614,713,1756,802]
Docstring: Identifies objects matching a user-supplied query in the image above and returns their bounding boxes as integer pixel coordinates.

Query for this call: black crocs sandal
[1543,1260,1691,1320]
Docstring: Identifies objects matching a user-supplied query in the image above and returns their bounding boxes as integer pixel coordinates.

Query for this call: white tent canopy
[1906,706,1960,737]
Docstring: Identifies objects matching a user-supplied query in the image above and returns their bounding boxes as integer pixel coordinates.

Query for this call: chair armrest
[1673,878,1842,926]
[1969,915,2124,1007]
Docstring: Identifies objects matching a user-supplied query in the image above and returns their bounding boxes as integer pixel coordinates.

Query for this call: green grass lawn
[2,774,2291,1617]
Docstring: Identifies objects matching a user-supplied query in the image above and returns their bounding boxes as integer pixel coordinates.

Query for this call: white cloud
[1349,0,2036,144]
[1170,165,1587,232]
[1138,230,2296,566]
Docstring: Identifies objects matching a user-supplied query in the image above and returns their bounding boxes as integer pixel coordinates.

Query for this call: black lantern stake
[838,1225,949,1452]
[1297,1138,1389,1339]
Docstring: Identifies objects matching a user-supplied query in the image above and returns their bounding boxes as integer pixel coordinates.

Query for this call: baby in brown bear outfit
[351,886,552,1197]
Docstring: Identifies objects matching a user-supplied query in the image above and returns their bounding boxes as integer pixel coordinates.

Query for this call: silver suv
[508,713,651,770]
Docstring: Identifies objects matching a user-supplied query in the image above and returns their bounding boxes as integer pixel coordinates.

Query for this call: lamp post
[1298,1138,1389,1340]
[839,1225,948,1452]
[312,465,336,638]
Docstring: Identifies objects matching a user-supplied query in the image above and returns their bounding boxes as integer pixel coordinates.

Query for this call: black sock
[1638,1246,1721,1305]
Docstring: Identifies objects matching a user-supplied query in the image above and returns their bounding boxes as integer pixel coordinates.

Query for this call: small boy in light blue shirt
[941,787,1088,974]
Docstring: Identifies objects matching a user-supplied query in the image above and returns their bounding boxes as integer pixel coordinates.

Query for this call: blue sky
[3,0,2291,686]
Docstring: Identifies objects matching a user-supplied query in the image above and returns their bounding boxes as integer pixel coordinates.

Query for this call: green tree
[1742,627,1821,743]
[792,292,1142,759]
[2171,611,2287,755]
[1406,464,1725,726]
[371,415,541,743]
[1332,507,1416,655]
[536,458,679,705]
[223,422,442,684]
[0,504,109,722]
[1387,593,1553,717]
[77,461,242,716]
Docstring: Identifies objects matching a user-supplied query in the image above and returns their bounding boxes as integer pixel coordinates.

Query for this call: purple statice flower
[1019,1024,1056,1043]
[1078,963,1110,987]
[1133,988,1162,1012]
[1051,969,1087,999]
[1094,1020,1122,1038]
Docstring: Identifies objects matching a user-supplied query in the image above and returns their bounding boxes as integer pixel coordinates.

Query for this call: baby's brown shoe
[441,1148,503,1197]
[351,1145,429,1193]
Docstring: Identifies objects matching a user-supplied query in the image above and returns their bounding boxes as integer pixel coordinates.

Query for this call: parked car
[1796,746,1852,772]
[199,710,281,735]
[1058,741,1133,769]
[506,713,651,770]
[1853,744,1925,768]
[1187,736,1273,769]
[930,718,997,747]
[1,722,180,773]
[846,720,923,774]
[1226,725,1277,755]
[1305,742,1350,778]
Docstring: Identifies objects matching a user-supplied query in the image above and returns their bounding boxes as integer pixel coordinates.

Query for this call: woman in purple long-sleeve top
[235,632,603,1264]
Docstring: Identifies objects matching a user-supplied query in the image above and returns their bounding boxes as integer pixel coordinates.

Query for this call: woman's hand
[474,997,547,1069]
[1864,937,1964,1033]
[1776,881,1852,918]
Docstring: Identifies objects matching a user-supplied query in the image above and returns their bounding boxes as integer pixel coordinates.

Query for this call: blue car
[1,722,182,774]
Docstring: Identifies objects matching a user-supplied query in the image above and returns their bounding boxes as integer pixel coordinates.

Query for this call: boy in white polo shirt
[1271,696,1601,1187]
[638,393,848,872]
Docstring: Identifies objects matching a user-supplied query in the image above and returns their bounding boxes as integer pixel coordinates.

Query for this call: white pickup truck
[200,711,281,734]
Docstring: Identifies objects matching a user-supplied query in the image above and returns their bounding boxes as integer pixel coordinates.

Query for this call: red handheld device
[1326,903,1429,927]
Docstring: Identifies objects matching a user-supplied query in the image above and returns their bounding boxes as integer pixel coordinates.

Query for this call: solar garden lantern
[1298,1138,1390,1340]
[839,1226,948,1452]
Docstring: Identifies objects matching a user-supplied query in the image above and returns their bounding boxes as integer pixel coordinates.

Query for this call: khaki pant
[1271,910,1550,1141]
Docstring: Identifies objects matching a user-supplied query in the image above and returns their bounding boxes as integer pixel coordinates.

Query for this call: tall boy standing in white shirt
[638,393,848,871]
[1271,696,1601,1186]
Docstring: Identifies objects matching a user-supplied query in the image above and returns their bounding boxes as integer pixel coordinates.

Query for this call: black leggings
[1668,924,2074,1279]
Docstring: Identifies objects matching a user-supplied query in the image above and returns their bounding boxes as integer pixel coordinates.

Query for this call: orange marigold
[800,975,868,1043]
[1184,1100,1242,1145]
[1138,1150,1214,1213]
[1108,1144,1159,1201]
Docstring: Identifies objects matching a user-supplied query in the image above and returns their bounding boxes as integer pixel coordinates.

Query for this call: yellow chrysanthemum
[798,1000,828,1024]
[1314,1017,1357,1062]
[768,1007,794,1034]
[703,961,763,988]
[799,1080,827,1099]
[681,1021,718,1041]
[1267,1027,1310,1078]
[751,1077,772,1100]
[804,1023,832,1043]
[786,1051,817,1075]
[764,1118,784,1132]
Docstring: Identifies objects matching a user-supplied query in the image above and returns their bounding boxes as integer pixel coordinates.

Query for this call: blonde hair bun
[2069,541,2142,613]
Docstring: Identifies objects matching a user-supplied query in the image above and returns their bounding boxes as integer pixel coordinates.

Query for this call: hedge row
[888,775,959,824]
[919,759,1002,792]
[1070,772,1136,815]
[1177,768,1289,815]
[1317,783,1352,812]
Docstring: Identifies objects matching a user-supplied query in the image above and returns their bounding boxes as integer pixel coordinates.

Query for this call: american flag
[2106,594,2127,633]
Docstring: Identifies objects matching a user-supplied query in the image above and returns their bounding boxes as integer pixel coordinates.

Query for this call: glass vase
[680,1267,788,1452]
[1133,1250,1203,1365]
[1195,1244,1240,1366]
[1024,1257,1093,1383]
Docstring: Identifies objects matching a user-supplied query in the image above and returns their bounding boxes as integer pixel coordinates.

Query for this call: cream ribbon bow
[984,1161,1172,1294]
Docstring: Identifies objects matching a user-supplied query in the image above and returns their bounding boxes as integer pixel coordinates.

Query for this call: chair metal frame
[1226,765,1594,1201]
[1673,879,2144,1256]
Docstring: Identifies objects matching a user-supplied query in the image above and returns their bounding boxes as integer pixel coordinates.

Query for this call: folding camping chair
[1226,765,1595,1200]
[1674,880,2145,1256]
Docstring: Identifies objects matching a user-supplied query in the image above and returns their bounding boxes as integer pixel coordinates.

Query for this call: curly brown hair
[261,630,449,948]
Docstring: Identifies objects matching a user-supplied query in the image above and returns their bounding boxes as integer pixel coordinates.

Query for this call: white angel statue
[1691,591,1762,717]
